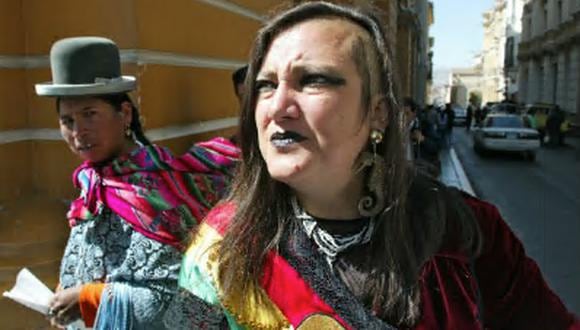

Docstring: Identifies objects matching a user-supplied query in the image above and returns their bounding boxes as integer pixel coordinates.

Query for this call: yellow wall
[0,142,32,200]
[134,0,260,59]
[229,0,284,15]
[0,69,28,130]
[21,0,138,54]
[138,65,239,128]
[0,0,24,55]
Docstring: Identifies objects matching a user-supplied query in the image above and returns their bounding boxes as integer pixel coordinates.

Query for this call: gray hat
[35,37,136,96]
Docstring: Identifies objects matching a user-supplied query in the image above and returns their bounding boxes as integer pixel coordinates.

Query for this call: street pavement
[445,128,580,315]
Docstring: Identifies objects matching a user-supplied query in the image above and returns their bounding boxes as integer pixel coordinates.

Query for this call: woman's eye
[60,118,73,127]
[255,80,277,93]
[301,74,344,88]
[83,110,97,118]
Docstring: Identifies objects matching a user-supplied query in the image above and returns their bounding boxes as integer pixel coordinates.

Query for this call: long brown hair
[218,1,480,327]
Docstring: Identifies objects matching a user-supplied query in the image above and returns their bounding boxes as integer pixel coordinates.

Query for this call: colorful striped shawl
[67,137,239,251]
[180,202,396,329]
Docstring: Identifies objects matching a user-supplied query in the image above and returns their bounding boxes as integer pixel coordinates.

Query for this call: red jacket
[416,195,579,329]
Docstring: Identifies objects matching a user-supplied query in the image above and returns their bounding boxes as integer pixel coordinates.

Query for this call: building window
[557,0,563,24]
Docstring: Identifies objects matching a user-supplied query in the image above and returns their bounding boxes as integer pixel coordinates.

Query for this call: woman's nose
[269,82,300,121]
[71,119,88,138]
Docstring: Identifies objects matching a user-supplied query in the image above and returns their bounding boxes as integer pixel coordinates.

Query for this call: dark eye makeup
[300,73,345,87]
[255,80,277,93]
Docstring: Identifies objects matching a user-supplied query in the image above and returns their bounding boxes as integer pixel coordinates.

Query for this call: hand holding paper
[2,268,54,315]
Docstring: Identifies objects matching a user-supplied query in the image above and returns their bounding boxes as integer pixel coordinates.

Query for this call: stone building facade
[450,67,484,108]
[397,0,435,107]
[518,0,580,122]
[504,0,526,101]
[481,0,507,103]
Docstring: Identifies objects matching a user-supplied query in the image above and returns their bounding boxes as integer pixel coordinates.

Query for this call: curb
[449,148,476,196]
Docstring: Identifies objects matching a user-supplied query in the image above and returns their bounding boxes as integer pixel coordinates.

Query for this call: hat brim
[35,76,136,96]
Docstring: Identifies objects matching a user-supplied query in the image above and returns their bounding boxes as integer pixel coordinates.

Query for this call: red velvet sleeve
[464,195,578,329]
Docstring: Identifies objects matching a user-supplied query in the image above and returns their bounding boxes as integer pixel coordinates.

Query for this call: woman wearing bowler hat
[35,37,238,329]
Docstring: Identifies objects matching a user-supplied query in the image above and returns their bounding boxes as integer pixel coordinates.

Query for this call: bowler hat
[35,37,136,96]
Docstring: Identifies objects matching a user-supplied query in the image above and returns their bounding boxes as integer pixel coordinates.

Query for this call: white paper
[2,268,54,315]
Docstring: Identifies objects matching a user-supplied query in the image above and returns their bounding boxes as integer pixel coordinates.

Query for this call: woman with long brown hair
[167,2,578,329]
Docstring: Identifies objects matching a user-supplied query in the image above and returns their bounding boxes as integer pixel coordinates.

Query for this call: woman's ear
[120,101,133,127]
[370,95,388,131]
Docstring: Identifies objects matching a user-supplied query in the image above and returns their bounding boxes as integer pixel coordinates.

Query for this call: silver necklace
[292,198,375,267]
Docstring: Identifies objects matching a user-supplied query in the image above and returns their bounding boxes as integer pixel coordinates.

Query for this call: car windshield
[486,116,531,128]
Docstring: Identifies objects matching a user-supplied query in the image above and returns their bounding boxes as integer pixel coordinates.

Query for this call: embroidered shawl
[67,137,239,251]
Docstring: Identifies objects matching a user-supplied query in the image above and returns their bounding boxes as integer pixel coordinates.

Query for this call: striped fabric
[178,203,355,329]
[67,137,239,251]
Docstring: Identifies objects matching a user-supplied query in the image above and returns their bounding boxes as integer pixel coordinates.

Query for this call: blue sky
[431,0,495,70]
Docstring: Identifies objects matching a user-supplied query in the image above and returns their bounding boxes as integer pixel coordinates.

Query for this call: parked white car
[473,114,540,161]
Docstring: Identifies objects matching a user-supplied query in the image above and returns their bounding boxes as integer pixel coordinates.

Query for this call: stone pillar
[532,0,544,37]
[518,61,529,103]
[571,45,580,115]
[546,0,554,30]
[528,59,538,103]
[562,0,572,22]
[556,51,567,109]
[542,56,555,103]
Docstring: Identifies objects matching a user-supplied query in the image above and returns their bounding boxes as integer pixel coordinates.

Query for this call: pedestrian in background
[416,104,442,176]
[474,105,483,127]
[534,108,548,145]
[35,37,238,329]
[231,65,248,107]
[403,97,423,160]
[228,65,248,145]
[546,106,564,147]
[165,2,579,329]
[438,103,454,148]
[466,101,474,131]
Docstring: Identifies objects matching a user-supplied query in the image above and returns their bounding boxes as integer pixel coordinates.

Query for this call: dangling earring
[124,124,132,138]
[357,129,386,217]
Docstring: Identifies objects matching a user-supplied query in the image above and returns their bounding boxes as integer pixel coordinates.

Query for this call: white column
[518,61,529,104]
[528,59,543,103]
[556,52,567,109]
[570,45,580,115]
[542,56,554,103]
[562,0,572,22]
[532,0,544,37]
[546,0,555,30]
[525,58,538,103]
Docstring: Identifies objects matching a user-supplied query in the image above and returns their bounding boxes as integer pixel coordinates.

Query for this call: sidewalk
[439,147,475,196]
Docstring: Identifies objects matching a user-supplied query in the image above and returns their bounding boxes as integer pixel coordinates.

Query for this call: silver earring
[125,125,132,138]
[357,129,386,217]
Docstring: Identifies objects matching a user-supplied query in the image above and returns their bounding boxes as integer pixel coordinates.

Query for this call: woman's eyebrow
[257,64,344,79]
[299,64,342,76]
